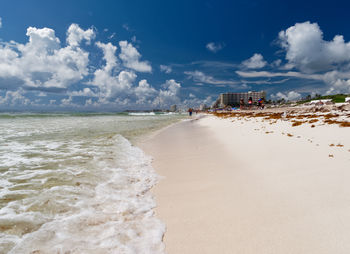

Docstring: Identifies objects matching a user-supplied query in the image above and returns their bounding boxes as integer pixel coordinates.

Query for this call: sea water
[0,112,184,254]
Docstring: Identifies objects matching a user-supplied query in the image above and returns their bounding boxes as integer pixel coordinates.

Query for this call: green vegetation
[297,94,350,104]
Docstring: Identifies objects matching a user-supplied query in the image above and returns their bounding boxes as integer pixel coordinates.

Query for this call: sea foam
[2,135,165,254]
[0,114,178,254]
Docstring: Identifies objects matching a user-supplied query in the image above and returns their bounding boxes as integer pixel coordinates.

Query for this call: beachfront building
[212,91,266,108]
[170,105,177,112]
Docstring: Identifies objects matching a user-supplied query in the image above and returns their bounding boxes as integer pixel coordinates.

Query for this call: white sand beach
[139,109,350,254]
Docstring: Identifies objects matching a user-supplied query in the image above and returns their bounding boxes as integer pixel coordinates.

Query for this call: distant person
[240,98,244,110]
[248,97,253,110]
[259,98,265,109]
[188,108,193,116]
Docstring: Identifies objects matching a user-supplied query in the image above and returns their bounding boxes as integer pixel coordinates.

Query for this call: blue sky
[1,0,350,111]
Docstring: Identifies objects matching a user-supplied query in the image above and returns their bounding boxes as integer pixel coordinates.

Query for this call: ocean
[0,112,185,254]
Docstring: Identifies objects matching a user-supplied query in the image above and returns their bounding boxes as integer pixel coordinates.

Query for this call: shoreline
[139,111,350,253]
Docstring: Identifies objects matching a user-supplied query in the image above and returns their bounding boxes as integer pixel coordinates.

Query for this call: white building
[212,91,266,108]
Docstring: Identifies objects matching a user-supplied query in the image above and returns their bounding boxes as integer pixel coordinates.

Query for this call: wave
[1,134,165,254]
[128,112,156,116]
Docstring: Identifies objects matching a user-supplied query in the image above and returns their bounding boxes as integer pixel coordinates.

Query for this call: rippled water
[0,112,184,253]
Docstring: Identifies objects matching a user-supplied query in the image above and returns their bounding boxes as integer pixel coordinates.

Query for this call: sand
[139,112,350,254]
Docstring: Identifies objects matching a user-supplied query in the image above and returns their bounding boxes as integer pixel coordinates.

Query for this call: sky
[1,0,350,111]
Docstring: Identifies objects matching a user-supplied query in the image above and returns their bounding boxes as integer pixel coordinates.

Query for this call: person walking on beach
[240,98,244,110]
[188,108,193,116]
[248,97,253,110]
[258,98,265,109]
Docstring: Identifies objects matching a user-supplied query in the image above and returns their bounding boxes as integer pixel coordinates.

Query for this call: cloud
[119,41,152,72]
[234,21,350,94]
[0,24,93,91]
[279,21,350,73]
[0,17,2,28]
[188,60,238,69]
[90,41,183,108]
[206,42,224,53]
[135,79,158,104]
[236,70,323,80]
[160,65,172,74]
[89,42,134,100]
[322,70,350,94]
[66,23,95,47]
[153,79,181,107]
[271,59,282,67]
[241,78,289,85]
[185,70,238,85]
[182,94,214,108]
[271,91,301,101]
[61,96,73,106]
[69,87,97,97]
[94,70,136,101]
[0,89,30,106]
[96,41,118,72]
[276,21,350,94]
[0,22,185,109]
[242,53,267,69]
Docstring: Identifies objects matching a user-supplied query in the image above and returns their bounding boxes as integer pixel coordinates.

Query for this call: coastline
[139,110,350,253]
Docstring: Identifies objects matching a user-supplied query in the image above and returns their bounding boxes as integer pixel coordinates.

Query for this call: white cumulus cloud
[242,53,267,69]
[153,79,181,107]
[70,87,97,97]
[0,24,93,90]
[96,41,118,72]
[183,95,214,109]
[135,79,158,104]
[271,91,301,101]
[66,23,95,47]
[119,40,152,72]
[236,22,350,95]
[90,41,183,108]
[0,22,187,109]
[279,21,350,73]
[90,41,137,101]
[276,21,350,93]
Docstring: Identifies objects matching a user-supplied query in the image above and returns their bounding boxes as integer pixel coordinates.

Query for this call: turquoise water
[0,112,185,253]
